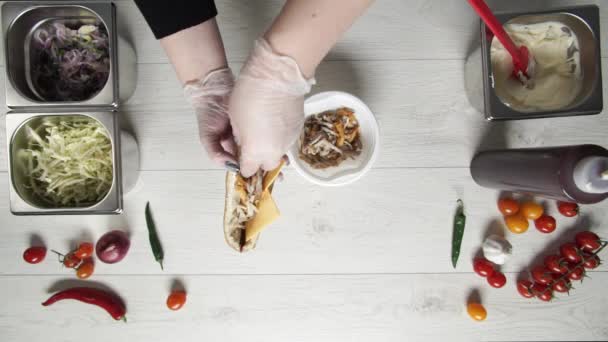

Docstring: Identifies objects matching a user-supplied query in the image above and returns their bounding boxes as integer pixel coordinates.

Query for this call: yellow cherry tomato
[467,303,487,321]
[505,213,529,234]
[520,201,544,220]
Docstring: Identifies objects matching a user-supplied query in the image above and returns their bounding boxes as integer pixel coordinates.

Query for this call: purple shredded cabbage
[32,21,110,101]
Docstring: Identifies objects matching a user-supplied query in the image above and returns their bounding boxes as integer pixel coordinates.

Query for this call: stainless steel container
[2,2,139,215]
[2,2,136,109]
[6,112,123,215]
[477,5,602,120]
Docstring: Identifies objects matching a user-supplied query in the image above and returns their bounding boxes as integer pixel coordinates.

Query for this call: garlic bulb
[482,234,512,265]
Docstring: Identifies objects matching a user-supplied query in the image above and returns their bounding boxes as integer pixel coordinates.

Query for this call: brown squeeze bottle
[470,145,608,204]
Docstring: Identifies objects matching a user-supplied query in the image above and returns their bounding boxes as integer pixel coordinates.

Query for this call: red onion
[96,230,130,264]
[32,21,110,101]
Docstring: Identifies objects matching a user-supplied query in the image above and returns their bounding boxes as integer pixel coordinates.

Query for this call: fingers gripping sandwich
[223,161,284,252]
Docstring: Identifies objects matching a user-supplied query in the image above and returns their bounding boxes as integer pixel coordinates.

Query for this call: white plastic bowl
[287,91,380,186]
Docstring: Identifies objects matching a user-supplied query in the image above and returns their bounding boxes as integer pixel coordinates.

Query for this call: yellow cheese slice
[245,190,280,241]
[263,160,285,192]
[245,161,285,241]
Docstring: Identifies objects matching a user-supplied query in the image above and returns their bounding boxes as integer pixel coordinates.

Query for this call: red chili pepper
[42,287,126,321]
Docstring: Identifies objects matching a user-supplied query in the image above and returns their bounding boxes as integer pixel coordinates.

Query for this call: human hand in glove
[229,38,315,177]
[184,68,238,167]
[229,0,372,177]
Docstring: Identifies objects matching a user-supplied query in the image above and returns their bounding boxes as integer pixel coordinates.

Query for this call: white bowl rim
[287,91,380,187]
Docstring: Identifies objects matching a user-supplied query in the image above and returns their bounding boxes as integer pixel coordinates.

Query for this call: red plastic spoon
[468,0,535,84]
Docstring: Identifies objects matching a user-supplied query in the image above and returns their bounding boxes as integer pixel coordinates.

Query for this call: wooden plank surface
[1,58,608,172]
[1,0,608,341]
[1,170,606,275]
[1,0,607,66]
[1,274,607,342]
[106,0,608,63]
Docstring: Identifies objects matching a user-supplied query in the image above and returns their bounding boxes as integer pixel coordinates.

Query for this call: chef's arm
[134,0,228,84]
[265,0,374,78]
[136,0,236,167]
[159,20,228,84]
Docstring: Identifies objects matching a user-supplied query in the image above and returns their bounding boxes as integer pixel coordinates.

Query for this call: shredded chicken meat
[299,107,362,169]
[229,170,264,232]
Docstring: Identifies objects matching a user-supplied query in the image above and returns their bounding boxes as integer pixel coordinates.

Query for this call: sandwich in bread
[223,162,283,252]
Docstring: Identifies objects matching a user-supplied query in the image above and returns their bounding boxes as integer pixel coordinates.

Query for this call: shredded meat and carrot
[299,107,362,169]
[229,170,264,232]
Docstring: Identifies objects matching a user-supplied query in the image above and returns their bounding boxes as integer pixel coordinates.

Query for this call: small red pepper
[42,287,126,321]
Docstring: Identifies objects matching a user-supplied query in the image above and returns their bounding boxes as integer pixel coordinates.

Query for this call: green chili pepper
[451,199,466,268]
[145,202,164,270]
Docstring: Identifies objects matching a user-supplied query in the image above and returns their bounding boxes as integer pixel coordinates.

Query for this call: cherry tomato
[534,215,556,234]
[505,214,529,234]
[473,258,495,278]
[560,242,582,263]
[575,231,602,252]
[467,303,487,321]
[532,283,552,302]
[76,260,94,279]
[520,202,544,220]
[551,274,571,293]
[567,263,585,281]
[487,271,507,288]
[531,266,553,285]
[166,291,187,311]
[517,280,534,298]
[23,246,46,264]
[62,253,82,268]
[582,253,600,270]
[74,242,94,259]
[557,201,579,217]
[544,255,568,274]
[498,198,520,216]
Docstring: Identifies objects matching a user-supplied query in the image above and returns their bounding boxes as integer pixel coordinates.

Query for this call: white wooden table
[1,1,608,341]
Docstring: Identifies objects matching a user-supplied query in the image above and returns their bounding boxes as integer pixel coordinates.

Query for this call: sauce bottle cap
[574,156,608,194]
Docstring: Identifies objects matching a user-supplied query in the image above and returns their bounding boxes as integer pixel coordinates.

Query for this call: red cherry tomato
[166,291,187,311]
[575,231,602,252]
[531,266,553,285]
[498,198,520,216]
[534,215,556,233]
[582,253,600,270]
[517,280,534,298]
[551,274,571,293]
[560,242,582,263]
[532,283,553,302]
[487,271,507,288]
[544,255,568,274]
[23,246,46,264]
[473,258,495,278]
[76,260,95,279]
[62,253,82,268]
[557,201,579,217]
[74,242,94,259]
[567,263,585,281]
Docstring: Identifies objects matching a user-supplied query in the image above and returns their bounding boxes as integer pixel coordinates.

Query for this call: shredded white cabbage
[20,117,113,206]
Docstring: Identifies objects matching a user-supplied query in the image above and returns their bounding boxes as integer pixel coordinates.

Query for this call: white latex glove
[229,38,316,177]
[184,68,238,168]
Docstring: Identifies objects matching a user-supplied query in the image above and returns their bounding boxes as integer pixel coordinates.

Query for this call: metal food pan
[2,2,136,109]
[479,5,602,120]
[5,111,123,215]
